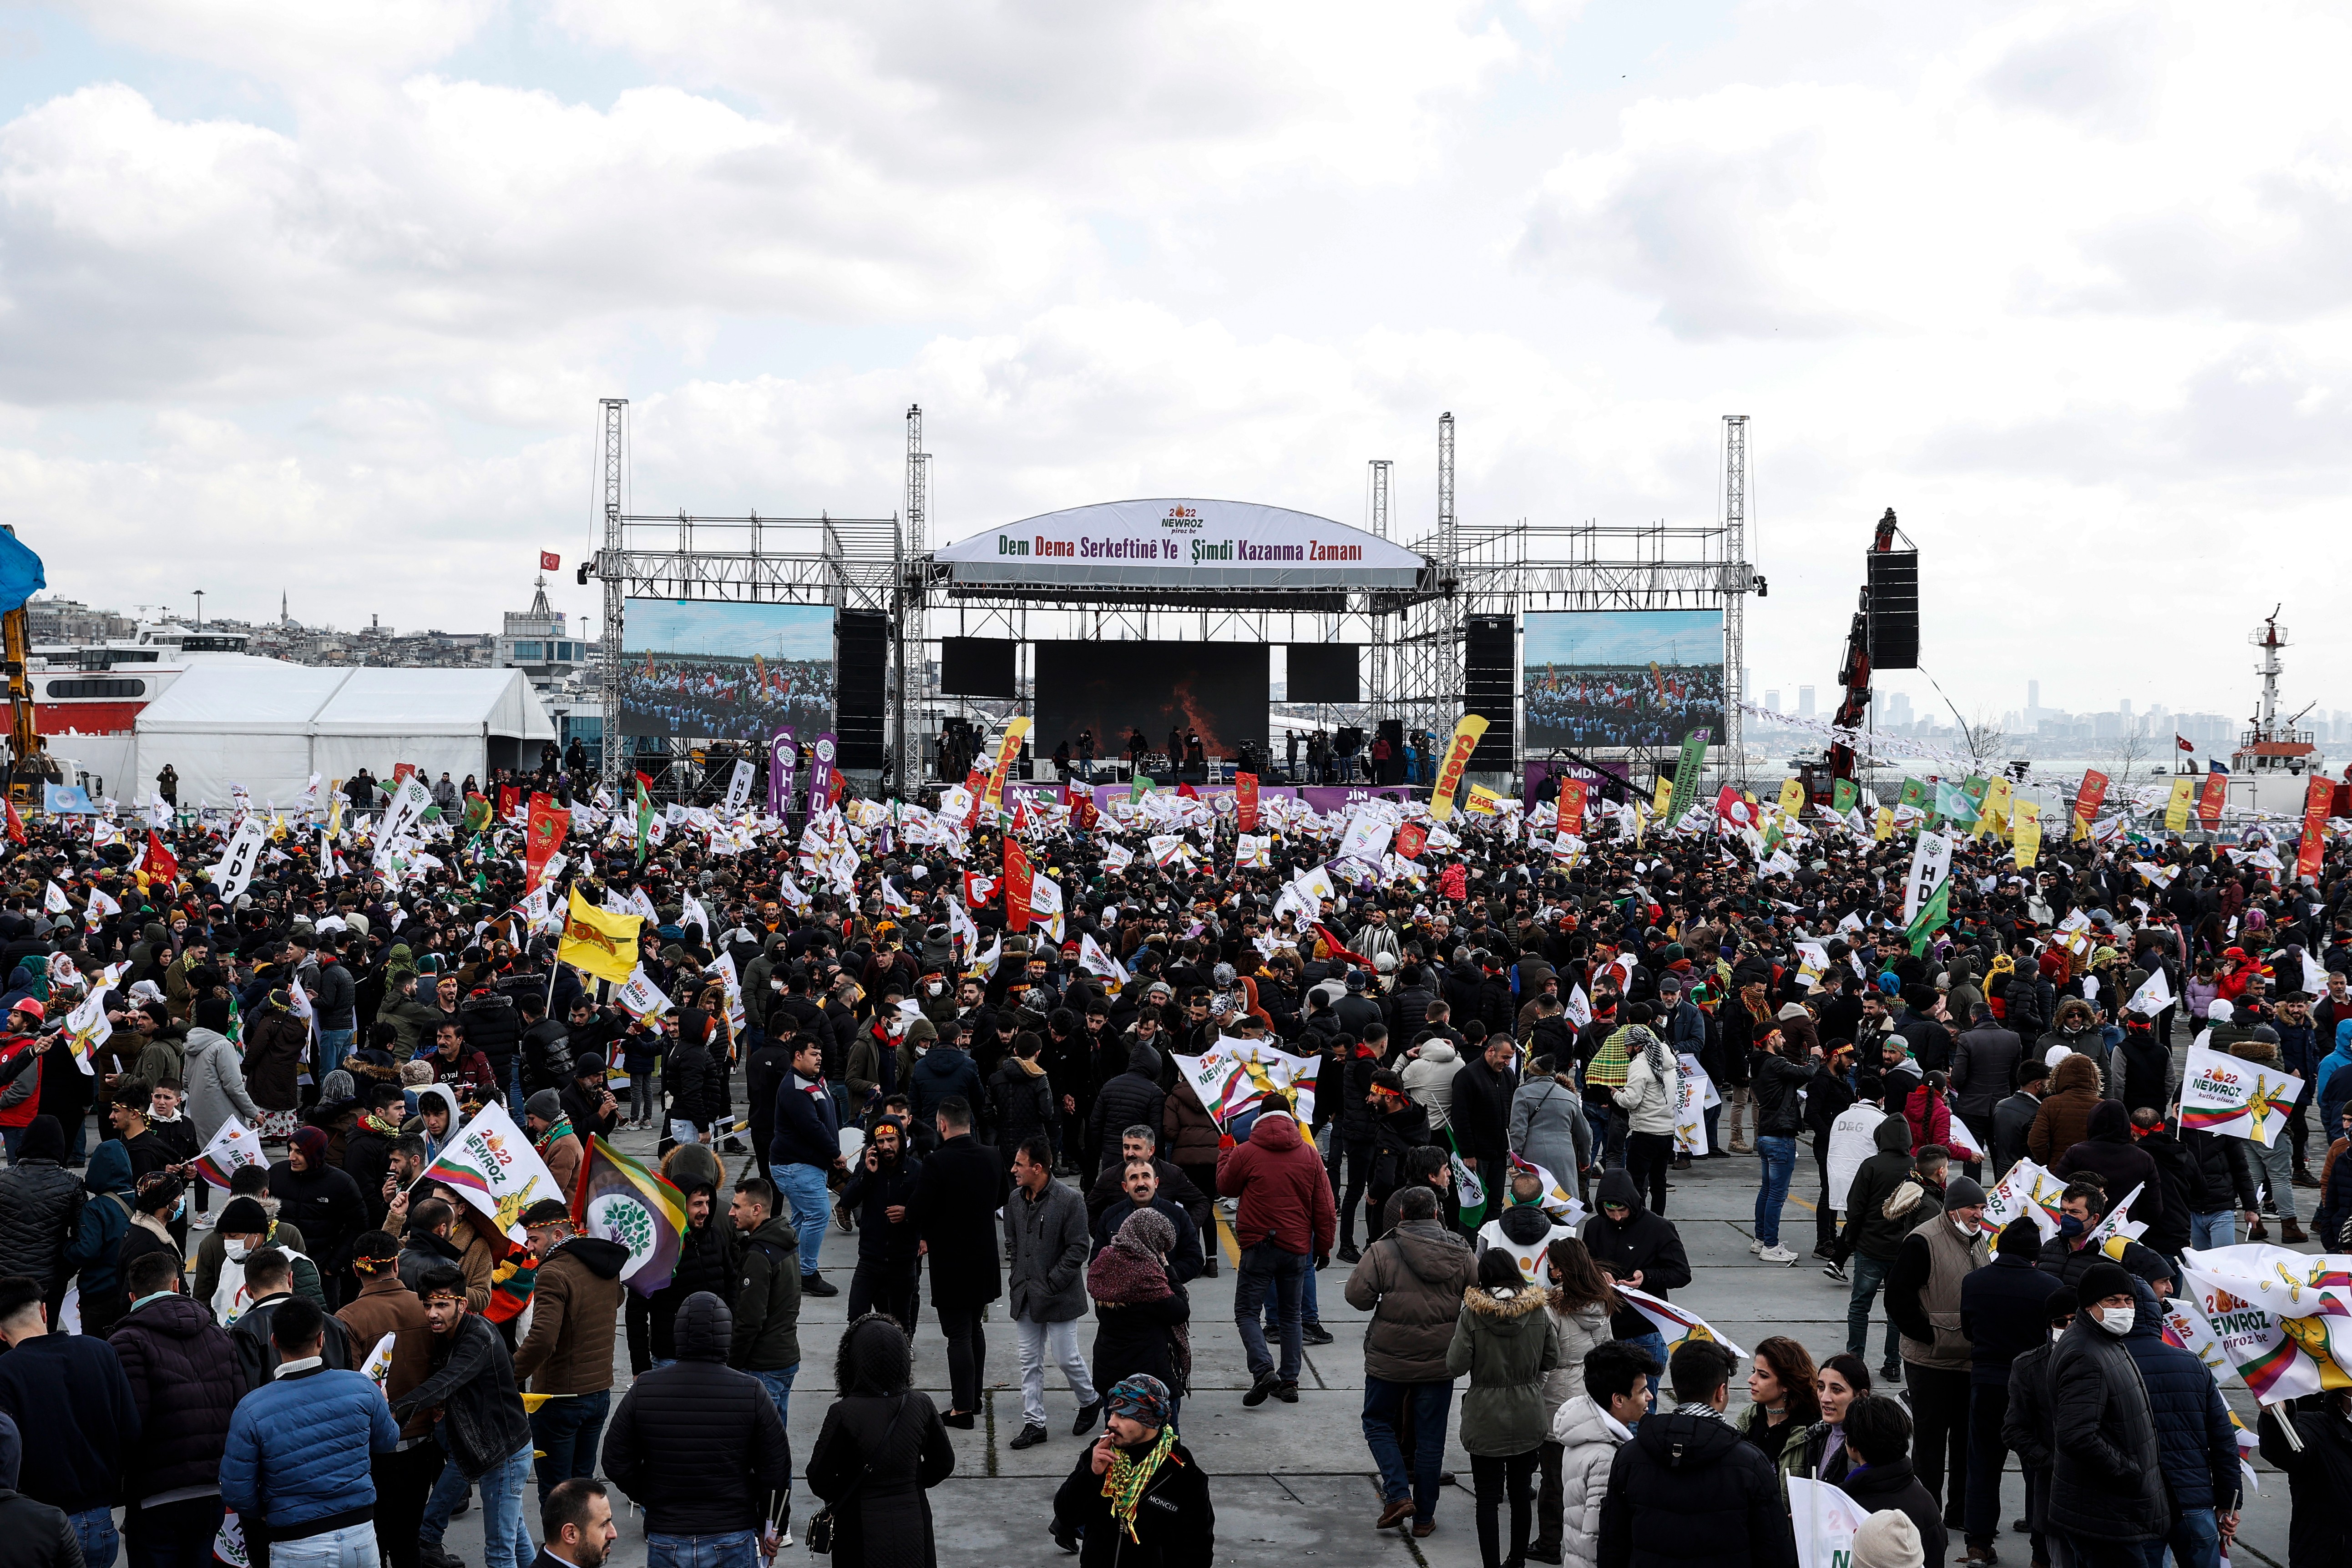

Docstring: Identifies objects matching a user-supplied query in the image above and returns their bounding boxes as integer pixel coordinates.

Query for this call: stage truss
[585,406,1755,796]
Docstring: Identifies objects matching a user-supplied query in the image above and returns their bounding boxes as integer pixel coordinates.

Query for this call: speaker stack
[1463,614,1516,769]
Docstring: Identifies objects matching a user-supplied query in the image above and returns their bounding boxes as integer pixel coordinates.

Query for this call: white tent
[132,664,556,807]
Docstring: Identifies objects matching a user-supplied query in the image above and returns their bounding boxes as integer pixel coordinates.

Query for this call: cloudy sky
[5,0,2346,724]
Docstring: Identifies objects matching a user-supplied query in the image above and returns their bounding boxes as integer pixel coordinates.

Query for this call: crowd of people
[0,755,2346,1568]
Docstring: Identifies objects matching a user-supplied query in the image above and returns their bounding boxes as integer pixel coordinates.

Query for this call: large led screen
[1523,609,1723,750]
[619,599,835,744]
[1034,640,1269,760]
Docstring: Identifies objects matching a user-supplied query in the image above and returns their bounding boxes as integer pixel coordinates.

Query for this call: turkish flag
[1234,772,1259,832]
[525,792,567,888]
[145,830,179,884]
[1003,839,1034,933]
[2175,734,2196,753]
[540,551,561,571]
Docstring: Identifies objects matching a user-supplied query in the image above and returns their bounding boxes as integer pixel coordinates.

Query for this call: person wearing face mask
[2045,1262,2168,1566]
[1998,1288,2079,1568]
[210,1195,327,1325]
[1881,1175,1990,1532]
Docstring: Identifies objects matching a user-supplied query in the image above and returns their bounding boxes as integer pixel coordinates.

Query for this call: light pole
[192,590,205,630]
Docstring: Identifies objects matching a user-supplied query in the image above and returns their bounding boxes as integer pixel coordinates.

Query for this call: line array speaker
[835,610,890,769]
[1463,614,1516,768]
[1866,551,1920,670]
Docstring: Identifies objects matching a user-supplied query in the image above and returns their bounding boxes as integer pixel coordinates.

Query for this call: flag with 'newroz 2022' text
[418,1101,561,1243]
[2180,1042,2302,1144]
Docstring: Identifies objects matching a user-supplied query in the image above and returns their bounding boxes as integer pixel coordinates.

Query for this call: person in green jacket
[1448,1249,1561,1568]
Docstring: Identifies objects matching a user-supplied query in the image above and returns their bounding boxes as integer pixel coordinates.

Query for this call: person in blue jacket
[2315,1020,2352,1148]
[768,1035,845,1298]
[2119,1275,2240,1568]
[219,1295,400,1568]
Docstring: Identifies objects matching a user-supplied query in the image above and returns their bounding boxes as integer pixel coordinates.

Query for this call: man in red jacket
[1218,1092,1336,1407]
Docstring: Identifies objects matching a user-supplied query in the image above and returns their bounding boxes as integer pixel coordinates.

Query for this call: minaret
[281,590,288,627]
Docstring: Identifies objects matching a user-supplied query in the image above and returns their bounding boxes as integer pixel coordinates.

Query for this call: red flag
[962,871,997,906]
[963,768,986,829]
[1312,921,1373,968]
[525,792,567,889]
[1234,772,1259,832]
[2,799,20,845]
[1558,778,1589,838]
[499,784,521,821]
[394,763,418,786]
[1068,790,1098,833]
[145,830,179,883]
[1011,801,1031,833]
[540,551,561,571]
[1003,839,1034,933]
[1394,820,1429,860]
[2196,769,2228,829]
[2175,734,2196,754]
[1175,782,1198,799]
[2296,774,2331,882]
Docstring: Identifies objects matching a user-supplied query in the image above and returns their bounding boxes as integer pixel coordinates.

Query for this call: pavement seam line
[983,1387,998,1478]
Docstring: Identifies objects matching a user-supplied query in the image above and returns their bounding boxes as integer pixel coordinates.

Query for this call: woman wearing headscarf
[1049,1375,1214,1567]
[240,988,310,1141]
[805,1313,956,1567]
[1086,1208,1191,1428]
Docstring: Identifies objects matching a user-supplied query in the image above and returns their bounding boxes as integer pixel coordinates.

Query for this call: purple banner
[1003,780,1414,814]
[805,732,837,815]
[767,726,796,818]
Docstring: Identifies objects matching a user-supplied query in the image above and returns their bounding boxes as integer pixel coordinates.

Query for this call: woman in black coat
[807,1314,955,1568]
[1086,1209,1190,1424]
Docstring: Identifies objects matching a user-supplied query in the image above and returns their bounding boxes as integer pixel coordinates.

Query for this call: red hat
[10,999,42,1022]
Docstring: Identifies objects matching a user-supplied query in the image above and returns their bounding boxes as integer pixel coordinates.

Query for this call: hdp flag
[572,1135,690,1295]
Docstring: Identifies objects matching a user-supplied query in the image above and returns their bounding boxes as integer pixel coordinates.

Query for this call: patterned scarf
[534,1112,576,1154]
[1100,1424,1180,1543]
[359,1110,405,1139]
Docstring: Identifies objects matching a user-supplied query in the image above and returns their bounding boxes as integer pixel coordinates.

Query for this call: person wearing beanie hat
[523,1088,583,1199]
[268,1124,369,1310]
[1882,1155,1989,1530]
[1850,1508,1925,1568]
[1953,1216,2060,1563]
[2044,1264,2167,1555]
[2000,1285,2079,1567]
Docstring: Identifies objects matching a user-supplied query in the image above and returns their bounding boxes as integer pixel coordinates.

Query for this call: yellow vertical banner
[1777,778,1806,819]
[2165,775,2195,832]
[1873,806,1894,841]
[981,716,1032,819]
[1652,774,1674,822]
[1429,715,1490,821]
[2013,799,2042,867]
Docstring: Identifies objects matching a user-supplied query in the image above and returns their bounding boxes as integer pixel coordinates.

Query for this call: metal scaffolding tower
[901,406,929,790]
[594,397,627,797]
[1368,459,1392,713]
[1722,414,1749,782]
[1393,413,1468,756]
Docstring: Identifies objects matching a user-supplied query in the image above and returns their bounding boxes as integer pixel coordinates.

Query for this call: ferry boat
[28,623,250,737]
[2224,612,2333,816]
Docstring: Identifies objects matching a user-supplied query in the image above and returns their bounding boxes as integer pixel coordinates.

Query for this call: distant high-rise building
[2027,679,2040,713]
[1765,689,1782,713]
[2119,698,2133,718]
[1883,692,1913,727]
[1797,685,1816,718]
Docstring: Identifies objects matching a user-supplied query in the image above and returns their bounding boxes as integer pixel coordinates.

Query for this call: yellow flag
[1975,777,2013,840]
[1652,774,1674,821]
[558,887,641,987]
[1777,778,1806,819]
[1873,806,1894,841]
[981,717,1032,819]
[2165,775,2195,833]
[2013,799,2042,868]
[1429,714,1490,821]
[1465,784,1503,815]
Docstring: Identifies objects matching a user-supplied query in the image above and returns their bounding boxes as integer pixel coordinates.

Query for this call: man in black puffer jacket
[602,1291,790,1548]
[0,1116,84,1300]
[390,1260,534,1560]
[2047,1261,2169,1560]
[1089,1042,1168,1177]
[1597,1339,1796,1568]
[110,1249,248,1567]
[459,988,524,1107]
